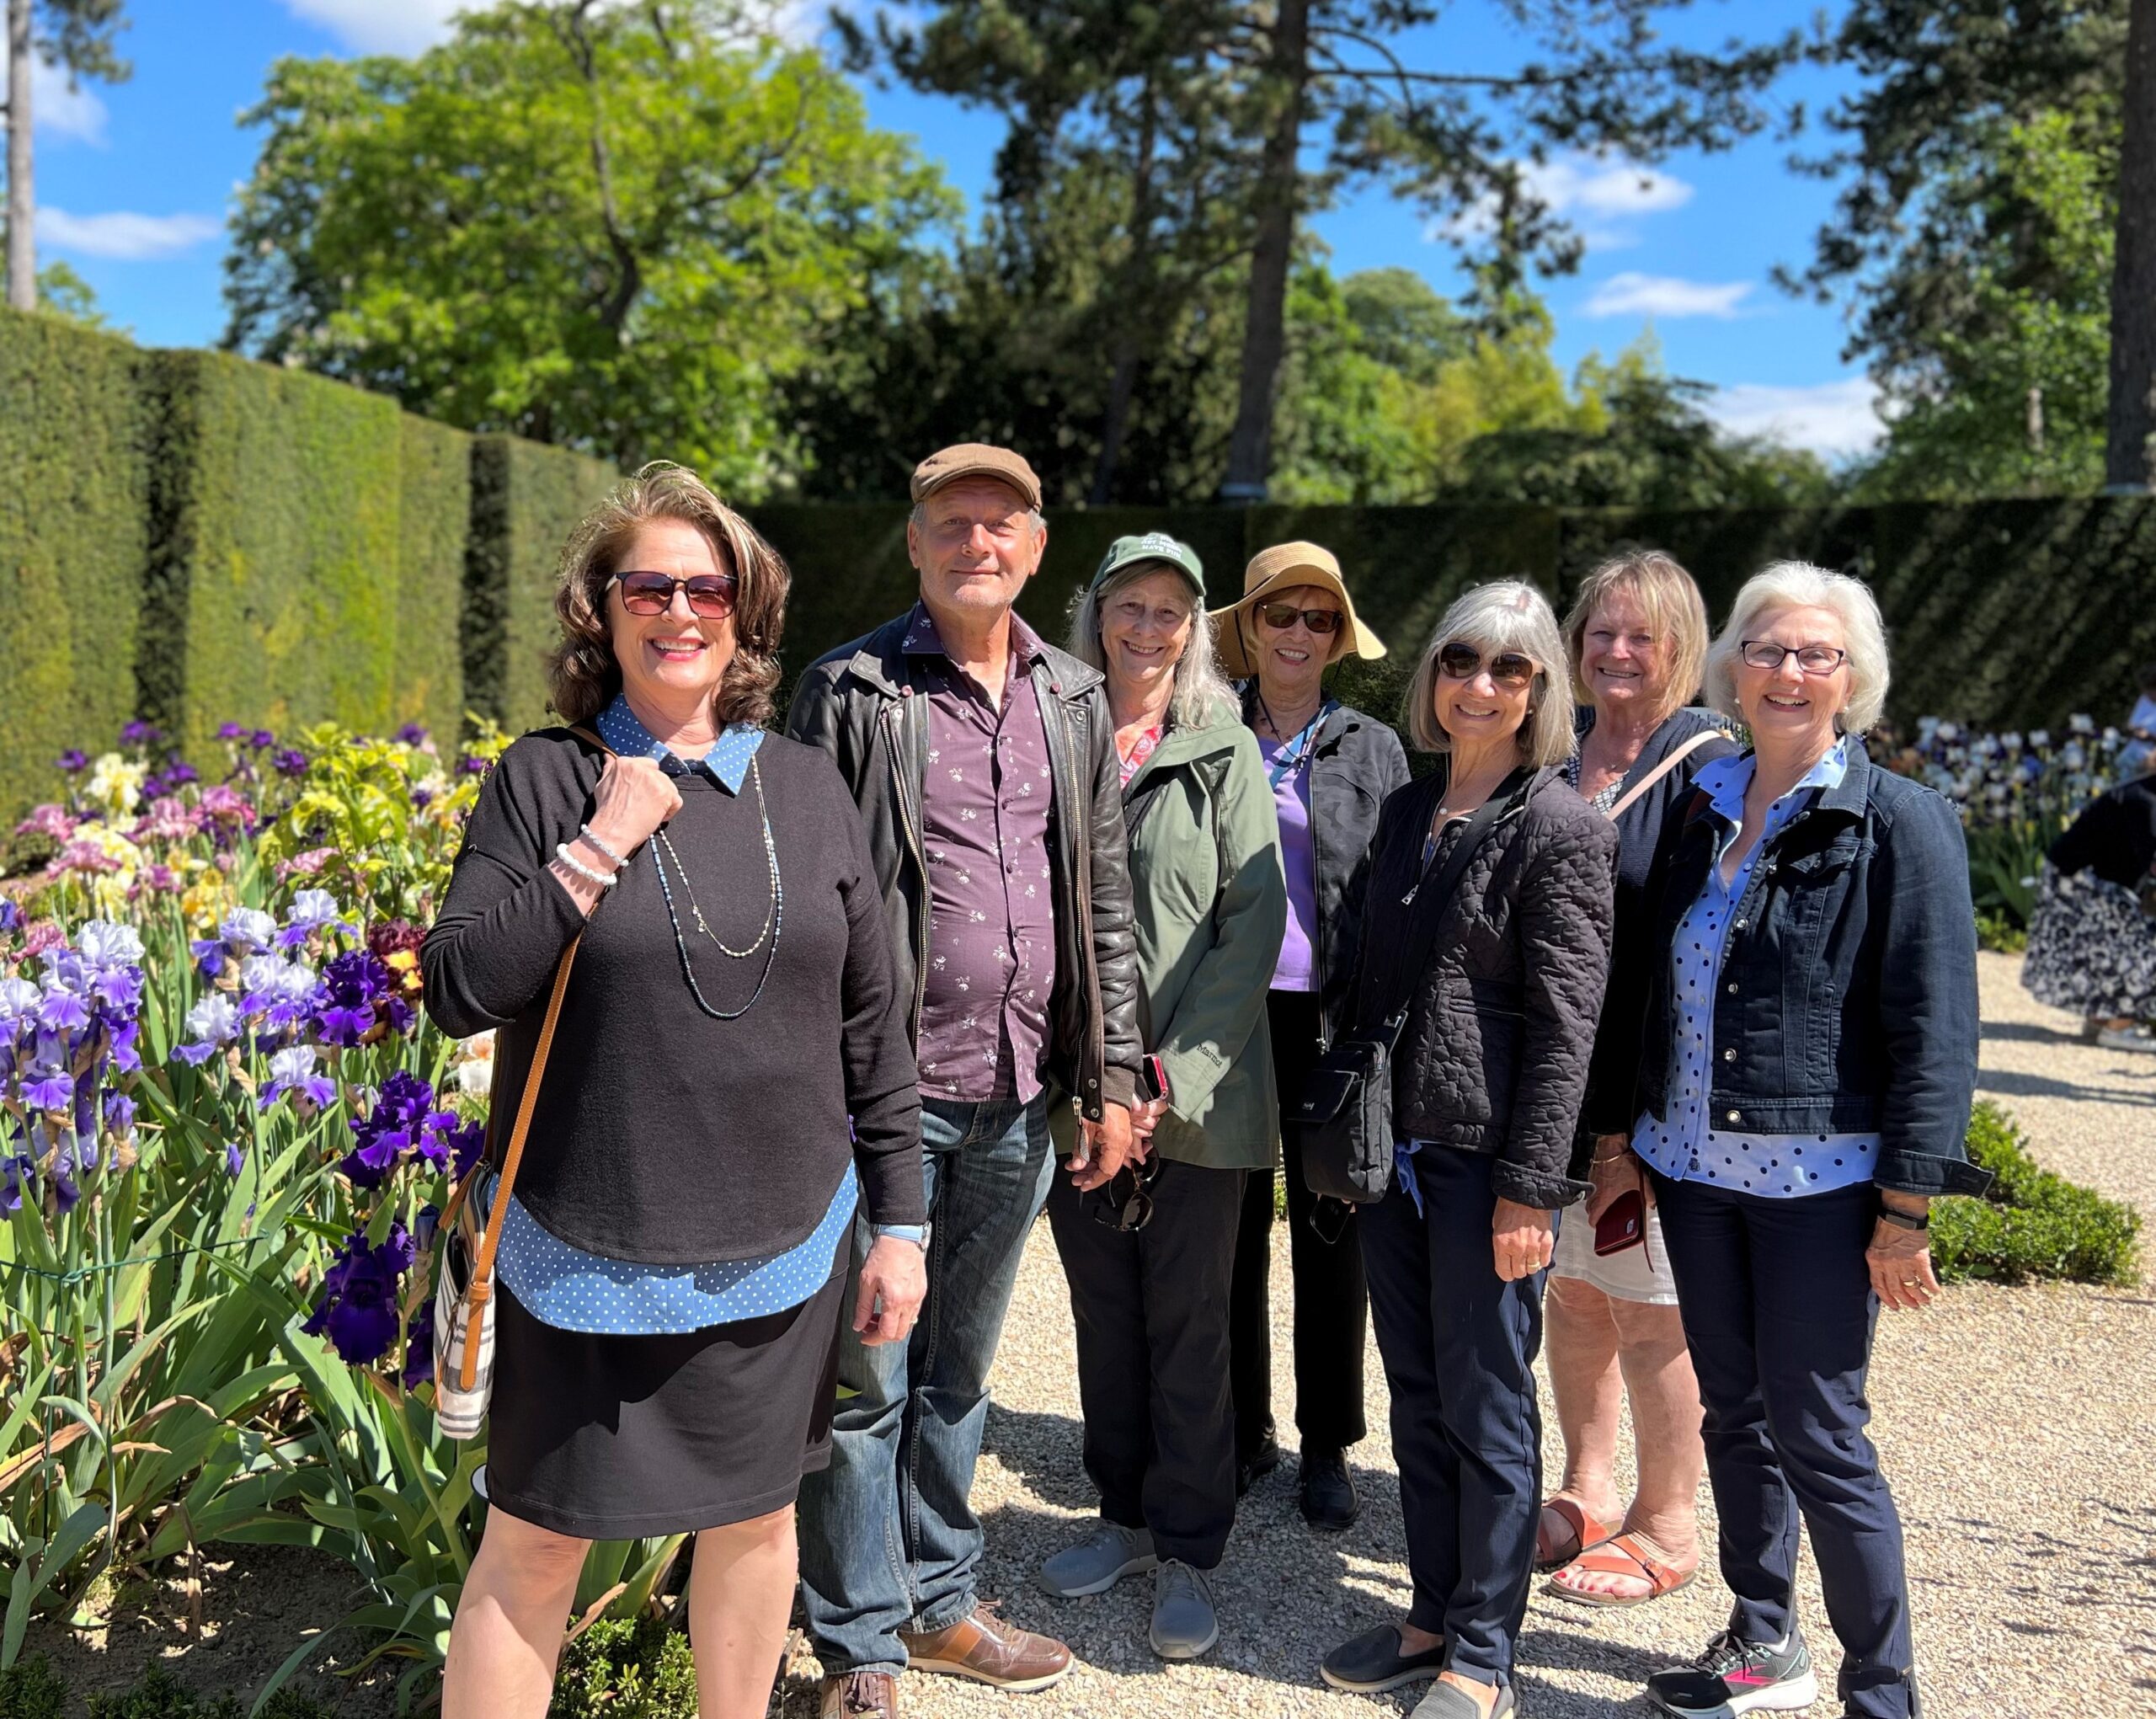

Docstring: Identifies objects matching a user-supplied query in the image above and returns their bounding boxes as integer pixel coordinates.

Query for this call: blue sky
[19,0,1881,458]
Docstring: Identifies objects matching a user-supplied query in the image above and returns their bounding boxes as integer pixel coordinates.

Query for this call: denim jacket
[1623,737,1990,1198]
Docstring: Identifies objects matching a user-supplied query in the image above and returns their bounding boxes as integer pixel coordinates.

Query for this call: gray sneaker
[1037,1521,1157,1598]
[1148,1559,1219,1660]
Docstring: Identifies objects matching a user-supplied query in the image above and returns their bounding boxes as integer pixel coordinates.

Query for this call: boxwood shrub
[1934,1101,2142,1287]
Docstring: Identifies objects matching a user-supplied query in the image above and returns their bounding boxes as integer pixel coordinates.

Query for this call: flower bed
[1878,715,2138,945]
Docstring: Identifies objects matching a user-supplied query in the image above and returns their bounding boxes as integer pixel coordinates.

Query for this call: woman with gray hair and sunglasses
[1319,581,1616,1719]
[1037,535,1286,1664]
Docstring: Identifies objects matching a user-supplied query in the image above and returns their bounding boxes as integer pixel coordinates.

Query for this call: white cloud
[1707,379,1885,460]
[279,0,470,56]
[1585,272,1754,320]
[0,40,111,143]
[1440,152,1694,254]
[35,206,221,260]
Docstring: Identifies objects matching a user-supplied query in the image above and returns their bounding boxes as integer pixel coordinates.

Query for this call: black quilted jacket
[1353,765,1619,1209]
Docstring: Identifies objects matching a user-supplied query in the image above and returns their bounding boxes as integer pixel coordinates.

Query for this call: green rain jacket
[1052,705,1289,1172]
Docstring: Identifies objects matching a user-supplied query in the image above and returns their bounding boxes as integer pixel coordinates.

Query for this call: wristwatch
[1876,1206,1929,1232]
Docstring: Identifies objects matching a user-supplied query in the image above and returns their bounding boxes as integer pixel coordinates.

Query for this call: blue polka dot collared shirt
[1630,736,1884,1198]
[491,696,920,1335]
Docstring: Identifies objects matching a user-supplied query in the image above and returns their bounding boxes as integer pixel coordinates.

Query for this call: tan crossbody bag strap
[450,723,611,1391]
[1604,729,1722,823]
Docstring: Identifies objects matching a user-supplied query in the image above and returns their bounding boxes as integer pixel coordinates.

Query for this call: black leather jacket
[785,611,1143,1119]
[1243,689,1412,1049]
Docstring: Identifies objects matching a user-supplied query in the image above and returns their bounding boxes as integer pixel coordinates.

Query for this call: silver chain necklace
[646,755,784,1021]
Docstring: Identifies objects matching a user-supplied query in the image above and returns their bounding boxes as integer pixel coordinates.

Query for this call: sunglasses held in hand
[610,570,739,618]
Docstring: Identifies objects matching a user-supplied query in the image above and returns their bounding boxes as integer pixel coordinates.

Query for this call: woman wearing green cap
[1036,533,1287,1665]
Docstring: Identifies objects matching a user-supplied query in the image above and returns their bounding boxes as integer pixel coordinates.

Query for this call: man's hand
[1492,1198,1556,1282]
[854,1235,926,1346]
[1127,1097,1168,1162]
[1868,1195,1939,1312]
[1070,1102,1134,1192]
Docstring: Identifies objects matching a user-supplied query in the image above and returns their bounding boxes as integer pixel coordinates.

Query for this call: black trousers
[1360,1145,1543,1689]
[1230,989,1369,1463]
[1652,1174,1919,1719]
[1045,1157,1246,1569]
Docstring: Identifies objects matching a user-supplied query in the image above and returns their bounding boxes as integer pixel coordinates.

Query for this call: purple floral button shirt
[905,603,1059,1103]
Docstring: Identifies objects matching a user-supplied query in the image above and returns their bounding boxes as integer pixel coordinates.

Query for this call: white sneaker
[2097,1025,2156,1053]
[1036,1521,1157,1598]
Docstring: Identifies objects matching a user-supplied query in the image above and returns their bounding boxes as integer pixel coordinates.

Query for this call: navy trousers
[1652,1175,1919,1719]
[1359,1146,1542,1689]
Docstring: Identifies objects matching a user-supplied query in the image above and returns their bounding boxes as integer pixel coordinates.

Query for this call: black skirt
[477,1244,848,1539]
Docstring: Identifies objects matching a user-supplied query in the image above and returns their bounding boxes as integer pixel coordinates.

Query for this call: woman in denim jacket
[1595,563,1989,1719]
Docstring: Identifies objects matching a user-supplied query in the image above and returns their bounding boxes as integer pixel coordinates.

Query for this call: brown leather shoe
[899,1600,1072,1691]
[819,1670,899,1718]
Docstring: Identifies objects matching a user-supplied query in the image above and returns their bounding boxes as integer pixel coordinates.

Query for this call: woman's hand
[1127,1097,1168,1163]
[1867,1197,1939,1312]
[586,755,683,857]
[854,1234,927,1346]
[1492,1198,1556,1281]
[1583,1135,1644,1224]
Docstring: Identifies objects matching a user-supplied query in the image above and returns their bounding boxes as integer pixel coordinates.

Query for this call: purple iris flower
[312,949,395,1047]
[273,749,310,779]
[342,1070,441,1187]
[120,721,163,747]
[303,1224,415,1365]
[21,1070,74,1111]
[173,992,243,1065]
[0,977,41,1029]
[280,889,355,952]
[217,722,248,741]
[219,909,279,956]
[36,987,89,1035]
[225,1141,245,1177]
[0,900,19,933]
[402,1297,436,1388]
[56,750,88,773]
[104,1091,136,1135]
[239,953,322,1033]
[250,729,276,750]
[261,1044,336,1111]
[395,723,429,746]
[164,760,199,787]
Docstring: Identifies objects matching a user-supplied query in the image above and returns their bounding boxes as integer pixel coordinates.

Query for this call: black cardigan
[421,728,926,1263]
[2049,775,2156,889]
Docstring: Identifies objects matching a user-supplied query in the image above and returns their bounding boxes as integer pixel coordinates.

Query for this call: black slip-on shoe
[1319,1623,1447,1694]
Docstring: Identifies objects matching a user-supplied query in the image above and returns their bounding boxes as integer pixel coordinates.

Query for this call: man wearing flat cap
[789,444,1142,1718]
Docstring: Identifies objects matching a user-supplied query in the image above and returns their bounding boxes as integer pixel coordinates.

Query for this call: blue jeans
[797,1095,1054,1675]
[1359,1145,1543,1690]
[1652,1174,1919,1719]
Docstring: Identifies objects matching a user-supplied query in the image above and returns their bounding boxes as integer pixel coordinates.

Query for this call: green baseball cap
[1088,532,1205,600]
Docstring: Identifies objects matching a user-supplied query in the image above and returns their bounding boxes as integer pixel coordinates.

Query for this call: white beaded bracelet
[554,842,618,888]
[578,824,627,868]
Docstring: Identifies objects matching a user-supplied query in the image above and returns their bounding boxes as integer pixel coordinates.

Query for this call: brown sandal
[1534,1497,1619,1572]
[1544,1530,1698,1609]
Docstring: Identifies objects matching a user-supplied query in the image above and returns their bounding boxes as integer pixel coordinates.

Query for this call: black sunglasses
[1259,603,1344,635]
[1437,642,1537,688]
[610,570,739,618]
[1091,1154,1164,1232]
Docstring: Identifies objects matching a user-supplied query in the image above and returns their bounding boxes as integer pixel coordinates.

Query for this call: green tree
[34,254,102,324]
[223,0,953,494]
[1793,0,2156,487]
[3,0,129,311]
[1851,113,2111,499]
[869,2,1808,500]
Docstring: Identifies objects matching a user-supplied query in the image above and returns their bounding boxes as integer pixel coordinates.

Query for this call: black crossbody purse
[1291,787,1515,1204]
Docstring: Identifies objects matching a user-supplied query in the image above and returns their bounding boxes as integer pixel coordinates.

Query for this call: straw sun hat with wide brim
[1211,542,1387,680]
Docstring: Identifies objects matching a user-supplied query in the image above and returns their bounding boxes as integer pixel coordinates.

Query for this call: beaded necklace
[646,755,784,1021]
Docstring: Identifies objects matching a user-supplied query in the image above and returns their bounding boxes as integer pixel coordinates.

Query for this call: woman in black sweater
[2022,763,2156,1046]
[422,464,926,1719]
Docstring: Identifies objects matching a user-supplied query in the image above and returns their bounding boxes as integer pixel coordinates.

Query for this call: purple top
[905,603,1059,1103]
[1258,734,1319,991]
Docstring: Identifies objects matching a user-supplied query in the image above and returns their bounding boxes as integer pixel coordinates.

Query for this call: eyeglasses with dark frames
[1436,642,1537,688]
[610,570,739,618]
[1740,640,1847,675]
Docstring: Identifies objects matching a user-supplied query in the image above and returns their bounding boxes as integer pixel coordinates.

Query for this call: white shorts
[1550,1198,1679,1305]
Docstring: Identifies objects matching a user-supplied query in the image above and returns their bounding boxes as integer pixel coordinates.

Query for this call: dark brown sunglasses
[611,570,739,618]
[1091,1155,1164,1232]
[1437,642,1537,688]
[1258,603,1344,635]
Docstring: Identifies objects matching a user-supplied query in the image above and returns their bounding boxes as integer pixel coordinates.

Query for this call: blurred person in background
[2022,737,2156,1052]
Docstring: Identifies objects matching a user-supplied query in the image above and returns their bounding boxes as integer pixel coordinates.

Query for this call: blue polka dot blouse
[1631,736,1883,1198]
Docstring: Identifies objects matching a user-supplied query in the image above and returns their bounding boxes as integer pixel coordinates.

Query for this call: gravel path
[776,952,2156,1718]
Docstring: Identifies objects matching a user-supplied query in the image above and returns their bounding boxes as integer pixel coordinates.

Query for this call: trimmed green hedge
[0,313,152,816]
[396,413,472,745]
[466,436,620,731]
[1934,1101,2143,1286]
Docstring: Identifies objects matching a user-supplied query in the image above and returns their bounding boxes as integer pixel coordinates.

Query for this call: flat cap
[910,443,1042,511]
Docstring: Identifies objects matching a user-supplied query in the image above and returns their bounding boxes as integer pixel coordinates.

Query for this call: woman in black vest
[423,466,926,1719]
[1318,581,1616,1719]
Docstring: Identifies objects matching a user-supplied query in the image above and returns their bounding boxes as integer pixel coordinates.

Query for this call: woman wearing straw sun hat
[1219,542,1409,1532]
